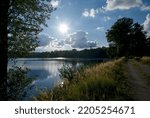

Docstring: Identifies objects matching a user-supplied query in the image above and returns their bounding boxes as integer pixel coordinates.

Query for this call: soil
[126,60,150,100]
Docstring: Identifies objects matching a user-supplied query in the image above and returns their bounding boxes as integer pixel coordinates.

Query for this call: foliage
[59,65,77,82]
[35,57,132,101]
[107,44,117,58]
[8,0,54,57]
[59,64,85,83]
[7,67,33,100]
[0,0,54,100]
[106,17,148,57]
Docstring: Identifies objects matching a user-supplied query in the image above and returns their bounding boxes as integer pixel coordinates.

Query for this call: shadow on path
[126,60,150,100]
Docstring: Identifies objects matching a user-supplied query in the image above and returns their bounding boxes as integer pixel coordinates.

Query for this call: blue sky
[36,0,150,52]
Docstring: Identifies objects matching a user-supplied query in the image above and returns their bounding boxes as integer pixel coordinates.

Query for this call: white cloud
[82,9,89,17]
[37,34,55,47]
[104,0,150,11]
[83,0,150,17]
[36,31,97,52]
[103,16,111,21]
[105,0,142,10]
[82,8,96,18]
[37,38,70,52]
[51,39,65,48]
[90,9,96,18]
[36,34,64,52]
[96,27,104,31]
[143,14,150,32]
[82,7,106,18]
[66,31,97,48]
[51,0,60,8]
[141,5,150,11]
[87,41,97,48]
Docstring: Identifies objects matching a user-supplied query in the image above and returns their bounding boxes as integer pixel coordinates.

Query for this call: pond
[8,58,106,100]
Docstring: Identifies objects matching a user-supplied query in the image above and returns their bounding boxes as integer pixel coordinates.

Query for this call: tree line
[24,48,108,58]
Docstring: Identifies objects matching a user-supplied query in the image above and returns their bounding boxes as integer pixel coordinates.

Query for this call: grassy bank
[141,56,150,66]
[34,57,131,101]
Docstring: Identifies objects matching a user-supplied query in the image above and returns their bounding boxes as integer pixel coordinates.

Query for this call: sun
[58,23,69,34]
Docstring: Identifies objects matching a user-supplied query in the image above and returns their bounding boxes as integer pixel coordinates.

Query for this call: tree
[106,17,147,57]
[0,0,54,100]
[131,23,147,56]
[8,0,54,57]
[0,0,10,100]
[146,36,150,55]
[106,18,133,57]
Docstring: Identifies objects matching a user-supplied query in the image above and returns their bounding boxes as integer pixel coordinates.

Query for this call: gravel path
[126,60,150,100]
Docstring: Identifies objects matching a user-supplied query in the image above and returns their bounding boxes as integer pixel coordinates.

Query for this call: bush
[7,67,32,100]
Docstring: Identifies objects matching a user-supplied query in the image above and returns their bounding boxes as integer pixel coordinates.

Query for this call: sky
[36,0,150,52]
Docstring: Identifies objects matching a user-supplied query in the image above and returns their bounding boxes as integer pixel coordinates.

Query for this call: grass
[34,57,131,101]
[141,56,150,66]
[130,59,139,68]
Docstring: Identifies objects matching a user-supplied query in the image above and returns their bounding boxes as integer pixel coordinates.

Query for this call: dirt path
[136,62,150,76]
[126,60,150,100]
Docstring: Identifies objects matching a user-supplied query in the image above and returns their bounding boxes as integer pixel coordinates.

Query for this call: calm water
[8,58,104,100]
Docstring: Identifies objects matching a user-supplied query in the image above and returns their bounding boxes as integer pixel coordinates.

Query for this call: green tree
[0,0,54,100]
[106,18,133,57]
[106,17,147,57]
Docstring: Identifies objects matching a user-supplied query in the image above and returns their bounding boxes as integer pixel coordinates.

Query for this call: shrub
[7,67,32,100]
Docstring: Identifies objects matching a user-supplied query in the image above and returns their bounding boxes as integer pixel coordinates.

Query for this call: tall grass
[141,56,150,66]
[34,57,131,101]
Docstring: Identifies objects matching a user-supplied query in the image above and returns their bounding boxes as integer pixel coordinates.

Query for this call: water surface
[9,58,104,100]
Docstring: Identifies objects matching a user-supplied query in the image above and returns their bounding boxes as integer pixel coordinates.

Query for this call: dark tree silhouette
[0,0,10,100]
[106,17,148,57]
[0,0,54,100]
[147,36,150,55]
[131,23,147,56]
[23,48,108,58]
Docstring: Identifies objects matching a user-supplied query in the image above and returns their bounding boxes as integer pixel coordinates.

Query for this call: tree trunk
[0,0,10,100]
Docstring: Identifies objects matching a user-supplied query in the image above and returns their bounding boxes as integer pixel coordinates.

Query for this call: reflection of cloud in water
[24,69,58,100]
[22,61,66,100]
